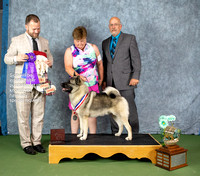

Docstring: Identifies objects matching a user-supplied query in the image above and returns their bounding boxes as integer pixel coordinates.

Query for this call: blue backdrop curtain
[3,0,200,135]
[0,0,9,135]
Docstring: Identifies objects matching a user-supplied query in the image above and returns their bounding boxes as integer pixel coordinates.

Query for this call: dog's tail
[103,86,121,98]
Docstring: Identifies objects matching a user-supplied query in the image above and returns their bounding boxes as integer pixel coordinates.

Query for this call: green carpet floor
[0,134,199,176]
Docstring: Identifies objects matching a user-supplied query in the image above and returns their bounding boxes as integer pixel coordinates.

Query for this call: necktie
[32,38,38,51]
[110,38,117,59]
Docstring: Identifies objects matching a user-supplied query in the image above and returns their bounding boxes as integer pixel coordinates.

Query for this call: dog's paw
[125,136,132,141]
[115,132,121,136]
[77,134,82,137]
[80,136,87,140]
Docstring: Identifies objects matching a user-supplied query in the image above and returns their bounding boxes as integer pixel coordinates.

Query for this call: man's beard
[27,31,39,38]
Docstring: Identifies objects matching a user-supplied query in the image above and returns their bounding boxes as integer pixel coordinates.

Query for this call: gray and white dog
[61,76,132,141]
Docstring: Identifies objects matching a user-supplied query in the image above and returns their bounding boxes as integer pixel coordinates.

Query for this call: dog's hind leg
[77,117,83,137]
[112,115,123,137]
[80,116,89,140]
[121,118,132,141]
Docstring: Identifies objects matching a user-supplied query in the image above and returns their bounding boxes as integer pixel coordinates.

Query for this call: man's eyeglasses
[109,23,121,27]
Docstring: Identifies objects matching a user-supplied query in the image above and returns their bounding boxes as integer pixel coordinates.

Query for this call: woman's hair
[72,26,87,40]
[25,14,40,25]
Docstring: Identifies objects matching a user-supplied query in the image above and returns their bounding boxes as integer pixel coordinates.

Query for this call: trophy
[156,115,188,171]
[34,51,56,95]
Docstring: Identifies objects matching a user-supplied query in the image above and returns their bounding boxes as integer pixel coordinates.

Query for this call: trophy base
[156,145,188,171]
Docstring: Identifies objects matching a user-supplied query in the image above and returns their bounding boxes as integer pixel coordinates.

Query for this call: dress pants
[15,88,46,148]
[110,81,139,134]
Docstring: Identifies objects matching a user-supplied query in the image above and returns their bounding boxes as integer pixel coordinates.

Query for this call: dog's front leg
[77,116,83,137]
[80,116,88,140]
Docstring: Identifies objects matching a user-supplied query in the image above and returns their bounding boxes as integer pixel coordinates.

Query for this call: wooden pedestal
[156,145,188,171]
[49,134,161,164]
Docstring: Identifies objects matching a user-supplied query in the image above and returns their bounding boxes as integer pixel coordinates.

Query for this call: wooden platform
[49,134,161,164]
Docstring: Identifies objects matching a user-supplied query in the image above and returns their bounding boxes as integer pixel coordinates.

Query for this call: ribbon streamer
[21,52,39,84]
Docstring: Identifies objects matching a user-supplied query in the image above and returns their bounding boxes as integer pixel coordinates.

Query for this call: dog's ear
[75,76,82,85]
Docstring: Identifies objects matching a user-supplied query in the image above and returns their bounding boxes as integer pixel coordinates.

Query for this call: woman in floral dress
[64,26,103,134]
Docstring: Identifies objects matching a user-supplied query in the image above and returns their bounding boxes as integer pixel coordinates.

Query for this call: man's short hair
[72,26,87,40]
[25,14,40,25]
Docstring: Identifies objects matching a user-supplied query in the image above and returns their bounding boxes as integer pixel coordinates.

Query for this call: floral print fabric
[71,43,98,87]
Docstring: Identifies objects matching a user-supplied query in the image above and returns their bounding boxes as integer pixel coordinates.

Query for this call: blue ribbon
[21,61,28,78]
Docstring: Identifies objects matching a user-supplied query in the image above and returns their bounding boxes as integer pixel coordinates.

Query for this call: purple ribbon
[25,53,39,84]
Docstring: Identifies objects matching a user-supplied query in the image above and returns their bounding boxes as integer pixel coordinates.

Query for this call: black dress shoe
[23,146,37,155]
[33,144,46,153]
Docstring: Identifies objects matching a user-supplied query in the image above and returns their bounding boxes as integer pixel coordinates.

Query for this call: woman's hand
[101,82,106,90]
[79,75,87,82]
[98,79,103,86]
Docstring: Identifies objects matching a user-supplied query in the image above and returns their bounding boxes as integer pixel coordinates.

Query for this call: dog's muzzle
[61,83,73,93]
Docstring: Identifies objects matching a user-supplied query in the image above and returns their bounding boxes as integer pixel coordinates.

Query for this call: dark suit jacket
[102,32,141,90]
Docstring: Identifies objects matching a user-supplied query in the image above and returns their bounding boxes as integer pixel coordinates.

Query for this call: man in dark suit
[102,17,141,134]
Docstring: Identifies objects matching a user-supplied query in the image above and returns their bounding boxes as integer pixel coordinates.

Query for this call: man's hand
[45,60,53,67]
[129,79,139,86]
[16,54,28,62]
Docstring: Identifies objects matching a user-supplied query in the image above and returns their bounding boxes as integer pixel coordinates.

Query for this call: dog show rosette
[21,51,56,95]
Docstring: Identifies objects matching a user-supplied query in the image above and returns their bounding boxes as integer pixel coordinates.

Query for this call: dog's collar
[72,93,89,112]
